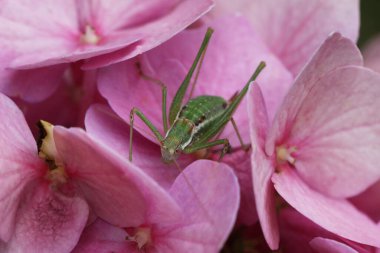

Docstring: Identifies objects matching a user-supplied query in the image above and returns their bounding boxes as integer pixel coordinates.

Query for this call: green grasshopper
[129,28,265,163]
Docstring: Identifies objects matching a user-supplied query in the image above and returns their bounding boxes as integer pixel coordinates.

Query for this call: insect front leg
[136,62,169,132]
[183,139,231,162]
[129,108,164,162]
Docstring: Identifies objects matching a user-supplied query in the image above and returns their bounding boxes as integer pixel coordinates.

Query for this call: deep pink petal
[247,84,279,249]
[272,168,380,247]
[350,179,380,222]
[160,160,240,252]
[84,104,183,190]
[310,238,360,253]
[0,93,43,241]
[211,0,359,75]
[279,208,373,253]
[53,126,182,227]
[0,64,67,102]
[5,183,89,253]
[221,151,258,226]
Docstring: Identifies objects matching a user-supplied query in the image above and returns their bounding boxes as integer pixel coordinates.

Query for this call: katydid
[129,28,266,163]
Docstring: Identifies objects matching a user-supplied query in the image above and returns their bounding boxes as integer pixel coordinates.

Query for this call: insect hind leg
[230,117,251,151]
[136,62,169,132]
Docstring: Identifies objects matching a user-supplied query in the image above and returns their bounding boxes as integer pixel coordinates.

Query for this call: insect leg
[169,28,214,125]
[129,108,164,162]
[136,62,169,132]
[187,37,210,101]
[230,117,250,151]
[183,139,231,161]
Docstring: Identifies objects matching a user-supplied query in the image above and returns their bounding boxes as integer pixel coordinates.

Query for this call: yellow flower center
[126,227,152,250]
[80,25,100,45]
[276,145,296,165]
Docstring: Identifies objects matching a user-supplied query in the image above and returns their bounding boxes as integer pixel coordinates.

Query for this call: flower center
[126,227,152,250]
[276,145,296,165]
[37,120,68,188]
[80,25,100,45]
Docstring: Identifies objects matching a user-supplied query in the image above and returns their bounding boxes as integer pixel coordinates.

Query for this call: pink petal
[83,0,214,68]
[213,0,360,75]
[363,35,380,73]
[221,151,258,226]
[310,238,360,253]
[247,84,279,249]
[279,208,373,253]
[84,104,183,190]
[284,67,380,197]
[350,179,380,222]
[1,0,213,69]
[5,183,89,253]
[272,168,380,247]
[0,64,67,102]
[72,219,130,253]
[0,93,43,241]
[266,33,362,155]
[53,126,182,227]
[74,160,240,252]
[161,160,240,252]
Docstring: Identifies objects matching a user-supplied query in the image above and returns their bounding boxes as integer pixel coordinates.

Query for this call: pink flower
[72,160,240,253]
[209,0,359,76]
[0,0,214,105]
[248,33,380,249]
[0,93,181,252]
[0,0,214,69]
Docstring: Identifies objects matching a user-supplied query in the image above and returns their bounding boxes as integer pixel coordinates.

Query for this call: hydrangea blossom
[248,33,380,249]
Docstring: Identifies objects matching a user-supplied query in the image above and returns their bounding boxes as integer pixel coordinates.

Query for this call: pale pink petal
[53,126,182,227]
[76,0,178,33]
[283,67,380,197]
[1,0,213,69]
[212,0,359,75]
[84,104,184,190]
[248,84,279,250]
[0,93,43,241]
[83,0,214,68]
[5,183,89,253]
[363,35,380,73]
[272,168,380,247]
[310,238,360,253]
[266,33,362,156]
[160,160,240,252]
[0,64,67,102]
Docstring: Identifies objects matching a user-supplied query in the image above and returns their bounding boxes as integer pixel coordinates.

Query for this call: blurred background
[359,0,380,47]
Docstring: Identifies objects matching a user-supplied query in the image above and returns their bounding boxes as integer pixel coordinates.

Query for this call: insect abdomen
[178,96,227,125]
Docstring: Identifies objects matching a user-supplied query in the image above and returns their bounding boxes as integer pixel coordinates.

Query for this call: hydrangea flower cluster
[0,0,380,253]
